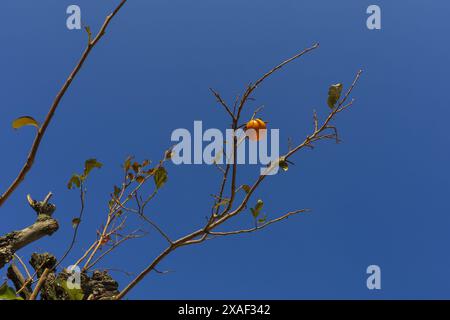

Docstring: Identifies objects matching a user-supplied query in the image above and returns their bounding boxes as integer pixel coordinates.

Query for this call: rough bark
[7,263,32,299]
[1,194,119,300]
[0,194,58,269]
[29,252,119,300]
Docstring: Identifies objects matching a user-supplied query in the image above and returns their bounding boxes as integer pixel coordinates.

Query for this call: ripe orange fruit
[245,118,267,141]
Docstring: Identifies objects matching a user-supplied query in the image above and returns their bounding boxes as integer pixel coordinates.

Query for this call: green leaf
[132,162,141,174]
[154,167,168,189]
[255,199,264,212]
[113,185,121,198]
[58,279,84,300]
[142,159,151,167]
[12,116,39,130]
[72,218,81,229]
[258,214,267,224]
[123,156,133,172]
[251,199,264,218]
[0,282,23,300]
[83,158,103,177]
[241,185,251,194]
[67,174,82,190]
[327,83,343,109]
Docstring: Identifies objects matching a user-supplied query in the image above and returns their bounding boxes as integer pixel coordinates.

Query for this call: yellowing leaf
[258,214,267,224]
[67,174,82,190]
[136,176,145,184]
[142,159,151,167]
[154,167,168,189]
[83,159,103,177]
[132,162,141,173]
[12,116,39,130]
[123,156,133,172]
[241,185,251,194]
[327,83,343,109]
[113,185,121,197]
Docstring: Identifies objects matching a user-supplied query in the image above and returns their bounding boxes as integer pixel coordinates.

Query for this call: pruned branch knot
[27,193,56,217]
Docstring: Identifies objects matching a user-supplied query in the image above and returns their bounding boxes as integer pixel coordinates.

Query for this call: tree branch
[115,65,362,300]
[0,0,128,208]
[209,209,309,236]
[7,263,32,299]
[0,194,58,269]
[29,268,50,300]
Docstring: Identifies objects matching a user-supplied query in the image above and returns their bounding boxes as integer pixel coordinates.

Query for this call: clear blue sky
[0,0,449,299]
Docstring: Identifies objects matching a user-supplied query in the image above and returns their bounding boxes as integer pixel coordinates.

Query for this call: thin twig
[53,182,86,271]
[85,230,145,270]
[210,88,235,120]
[138,214,173,244]
[14,254,32,280]
[209,209,309,236]
[116,55,362,300]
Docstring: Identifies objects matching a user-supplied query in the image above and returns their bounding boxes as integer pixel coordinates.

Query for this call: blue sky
[0,0,449,299]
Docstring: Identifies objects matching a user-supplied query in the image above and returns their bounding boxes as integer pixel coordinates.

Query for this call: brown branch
[221,43,319,215]
[235,43,319,121]
[53,181,85,272]
[210,88,235,120]
[209,209,309,236]
[284,69,363,160]
[7,263,31,299]
[0,0,128,208]
[138,214,173,244]
[0,194,58,269]
[14,254,32,279]
[116,54,362,300]
[115,208,307,299]
[115,245,175,299]
[29,268,50,300]
[115,45,329,299]
[85,230,145,271]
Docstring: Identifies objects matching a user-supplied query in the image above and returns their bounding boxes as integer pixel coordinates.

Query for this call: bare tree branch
[7,263,32,299]
[114,45,361,300]
[209,209,309,236]
[210,88,235,120]
[0,0,128,208]
[29,268,50,300]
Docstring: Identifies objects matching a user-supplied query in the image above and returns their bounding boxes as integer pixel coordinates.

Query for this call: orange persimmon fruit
[245,118,267,141]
